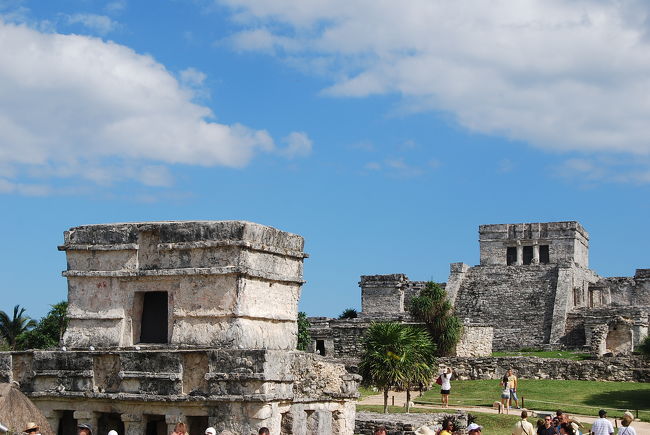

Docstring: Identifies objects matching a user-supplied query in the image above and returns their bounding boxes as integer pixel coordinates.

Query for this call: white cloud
[0,20,305,193]
[554,156,650,184]
[66,13,118,35]
[280,131,312,158]
[104,0,126,14]
[218,0,650,156]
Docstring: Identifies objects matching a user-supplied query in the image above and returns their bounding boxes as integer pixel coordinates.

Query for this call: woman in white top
[439,367,452,408]
[619,415,637,435]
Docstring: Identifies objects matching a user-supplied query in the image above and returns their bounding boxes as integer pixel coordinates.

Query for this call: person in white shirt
[512,410,535,435]
[590,410,614,435]
[439,366,452,408]
[619,414,636,435]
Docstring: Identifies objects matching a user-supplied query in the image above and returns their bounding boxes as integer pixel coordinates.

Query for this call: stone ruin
[308,274,493,361]
[310,221,649,359]
[0,221,359,435]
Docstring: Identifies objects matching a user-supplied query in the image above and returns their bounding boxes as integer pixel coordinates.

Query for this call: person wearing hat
[620,414,637,435]
[590,410,613,435]
[24,423,41,435]
[204,427,216,435]
[414,425,436,435]
[78,423,93,435]
[467,423,483,434]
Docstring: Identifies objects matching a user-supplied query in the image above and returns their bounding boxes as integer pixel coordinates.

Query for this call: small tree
[359,322,436,413]
[17,301,68,350]
[296,311,312,351]
[410,281,462,356]
[0,305,37,350]
[338,308,358,319]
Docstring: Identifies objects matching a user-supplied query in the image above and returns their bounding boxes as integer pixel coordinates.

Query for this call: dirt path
[359,391,650,434]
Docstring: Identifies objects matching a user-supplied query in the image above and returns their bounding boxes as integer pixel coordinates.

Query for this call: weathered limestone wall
[439,355,650,382]
[598,271,650,307]
[453,326,493,357]
[453,265,560,350]
[60,221,306,350]
[355,411,467,435]
[0,348,359,435]
[479,222,589,268]
[360,275,409,315]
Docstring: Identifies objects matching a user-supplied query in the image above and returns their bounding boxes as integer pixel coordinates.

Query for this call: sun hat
[205,428,216,435]
[467,423,483,432]
[414,426,437,435]
[24,423,39,433]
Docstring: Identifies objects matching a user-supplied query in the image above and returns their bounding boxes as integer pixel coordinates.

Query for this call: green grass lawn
[491,350,591,360]
[413,379,650,421]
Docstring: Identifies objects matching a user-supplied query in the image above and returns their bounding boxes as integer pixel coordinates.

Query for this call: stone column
[166,414,186,435]
[44,410,61,435]
[532,244,540,264]
[121,414,145,435]
[516,244,523,265]
[74,411,97,434]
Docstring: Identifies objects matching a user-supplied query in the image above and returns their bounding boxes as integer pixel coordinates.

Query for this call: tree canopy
[338,308,358,319]
[359,322,436,413]
[0,305,37,350]
[16,301,68,350]
[410,281,462,356]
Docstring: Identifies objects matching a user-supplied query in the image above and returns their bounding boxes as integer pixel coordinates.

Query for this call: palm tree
[338,308,358,319]
[359,322,436,413]
[410,281,463,356]
[0,305,37,350]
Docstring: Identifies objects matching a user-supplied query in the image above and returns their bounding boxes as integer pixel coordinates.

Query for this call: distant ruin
[310,221,649,358]
[0,221,359,435]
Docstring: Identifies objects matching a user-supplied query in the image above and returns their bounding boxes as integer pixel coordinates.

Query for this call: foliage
[338,308,358,319]
[637,335,650,358]
[414,379,650,422]
[16,301,68,350]
[409,281,462,356]
[0,305,37,350]
[359,322,436,413]
[296,311,312,351]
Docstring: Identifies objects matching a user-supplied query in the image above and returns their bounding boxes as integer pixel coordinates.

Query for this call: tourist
[258,428,270,435]
[507,369,520,409]
[440,366,452,408]
[415,426,436,435]
[467,422,483,435]
[204,427,216,435]
[439,419,454,435]
[559,423,575,435]
[374,425,387,435]
[77,423,93,435]
[552,417,561,434]
[512,410,535,435]
[590,410,614,435]
[537,416,554,435]
[108,430,118,435]
[500,374,511,413]
[619,414,636,435]
[173,423,189,435]
[23,423,41,435]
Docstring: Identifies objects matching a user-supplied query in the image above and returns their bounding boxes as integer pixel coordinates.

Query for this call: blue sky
[1,0,649,321]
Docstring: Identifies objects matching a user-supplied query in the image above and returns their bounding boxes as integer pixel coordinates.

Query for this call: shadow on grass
[584,388,650,411]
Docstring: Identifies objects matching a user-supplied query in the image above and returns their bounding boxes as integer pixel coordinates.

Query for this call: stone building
[0,221,359,435]
[310,221,649,358]
[308,275,493,361]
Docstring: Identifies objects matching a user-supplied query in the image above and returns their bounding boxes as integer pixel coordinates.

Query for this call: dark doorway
[506,247,517,265]
[145,415,166,435]
[140,291,168,343]
[316,340,326,356]
[98,413,124,435]
[523,246,533,265]
[539,245,550,264]
[187,416,209,435]
[57,411,76,435]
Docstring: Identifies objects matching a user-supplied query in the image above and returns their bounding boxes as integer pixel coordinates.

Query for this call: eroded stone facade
[4,221,359,435]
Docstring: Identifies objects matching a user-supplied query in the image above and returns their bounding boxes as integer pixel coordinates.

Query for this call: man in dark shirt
[538,416,555,435]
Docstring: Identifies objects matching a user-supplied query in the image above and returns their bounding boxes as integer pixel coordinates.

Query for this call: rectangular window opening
[506,247,517,265]
[315,340,326,356]
[539,245,550,264]
[522,246,533,265]
[139,291,168,344]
